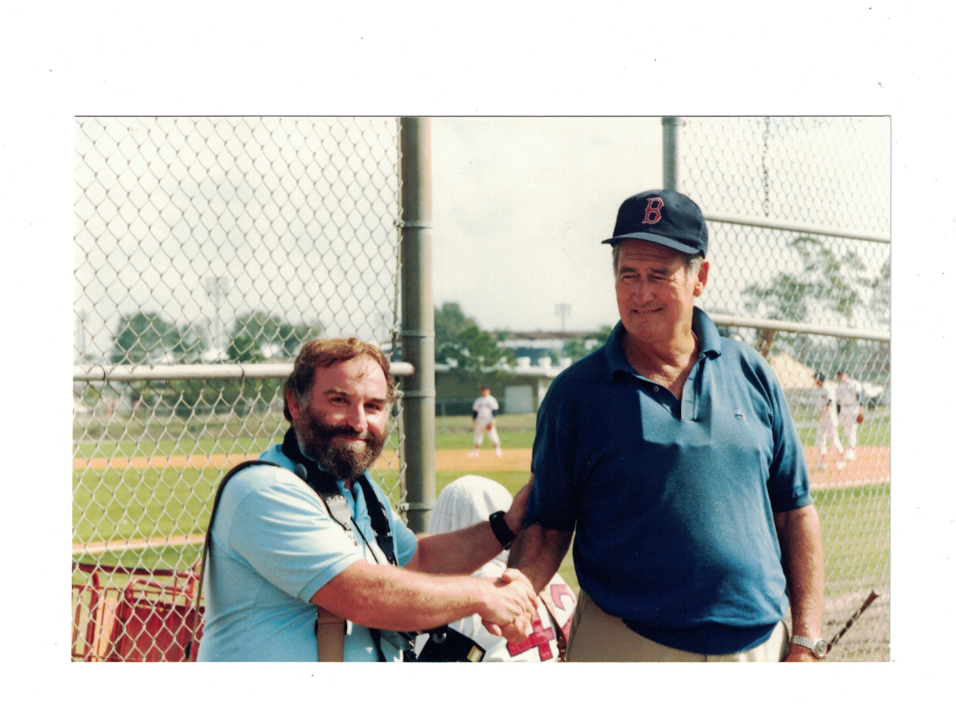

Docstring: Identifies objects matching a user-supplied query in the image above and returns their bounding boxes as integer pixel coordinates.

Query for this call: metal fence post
[662,116,681,191]
[399,117,436,533]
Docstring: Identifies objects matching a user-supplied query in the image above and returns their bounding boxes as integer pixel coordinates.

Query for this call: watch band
[790,634,828,658]
[489,511,516,550]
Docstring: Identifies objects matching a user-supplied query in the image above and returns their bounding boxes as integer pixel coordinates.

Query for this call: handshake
[479,567,539,643]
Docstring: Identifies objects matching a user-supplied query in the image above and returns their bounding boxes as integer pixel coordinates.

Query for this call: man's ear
[286,389,302,424]
[693,260,710,297]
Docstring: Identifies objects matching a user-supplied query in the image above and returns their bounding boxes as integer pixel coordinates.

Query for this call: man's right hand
[478,568,538,643]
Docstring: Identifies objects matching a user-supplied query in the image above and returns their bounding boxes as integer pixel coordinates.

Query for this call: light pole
[77,309,88,362]
[205,276,231,354]
[555,303,571,332]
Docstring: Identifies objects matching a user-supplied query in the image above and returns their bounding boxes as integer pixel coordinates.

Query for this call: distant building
[435,356,572,416]
[498,330,601,362]
[392,331,607,416]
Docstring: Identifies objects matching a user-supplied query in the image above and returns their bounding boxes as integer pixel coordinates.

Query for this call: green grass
[72,468,579,594]
[74,413,540,458]
[74,411,886,597]
[76,430,535,458]
[75,409,889,459]
[813,483,890,596]
[73,545,204,579]
[791,406,891,447]
[74,436,274,461]
[434,430,536,450]
[73,464,218,545]
[74,462,886,602]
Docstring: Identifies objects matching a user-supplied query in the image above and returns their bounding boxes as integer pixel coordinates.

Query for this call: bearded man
[197,338,537,661]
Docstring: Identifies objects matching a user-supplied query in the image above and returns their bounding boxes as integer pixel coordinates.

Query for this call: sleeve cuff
[771,491,813,515]
[298,554,364,603]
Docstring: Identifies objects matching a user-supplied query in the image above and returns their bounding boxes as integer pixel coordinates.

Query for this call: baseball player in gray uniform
[836,370,864,461]
[814,372,845,470]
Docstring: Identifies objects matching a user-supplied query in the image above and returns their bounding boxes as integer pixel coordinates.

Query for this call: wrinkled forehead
[616,239,687,269]
[315,355,388,395]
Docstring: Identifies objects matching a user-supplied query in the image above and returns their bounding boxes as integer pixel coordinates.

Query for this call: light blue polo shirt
[197,443,418,661]
[525,308,812,655]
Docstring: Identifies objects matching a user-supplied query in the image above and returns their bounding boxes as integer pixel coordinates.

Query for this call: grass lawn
[75,413,540,459]
[73,468,581,594]
[792,406,890,447]
[813,483,890,596]
[74,412,887,600]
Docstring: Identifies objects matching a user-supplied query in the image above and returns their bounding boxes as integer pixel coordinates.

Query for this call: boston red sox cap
[602,189,708,257]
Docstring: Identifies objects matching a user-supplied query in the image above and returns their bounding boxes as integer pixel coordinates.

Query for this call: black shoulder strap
[355,475,396,566]
[281,427,397,566]
[187,458,282,660]
[198,458,284,589]
[280,428,360,546]
[280,427,402,662]
[187,427,401,661]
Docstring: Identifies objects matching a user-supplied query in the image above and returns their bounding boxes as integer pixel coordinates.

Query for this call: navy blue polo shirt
[525,308,812,655]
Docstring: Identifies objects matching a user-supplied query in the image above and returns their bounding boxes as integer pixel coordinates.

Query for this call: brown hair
[283,338,395,421]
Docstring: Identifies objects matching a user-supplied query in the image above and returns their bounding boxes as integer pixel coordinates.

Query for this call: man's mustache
[328,426,369,441]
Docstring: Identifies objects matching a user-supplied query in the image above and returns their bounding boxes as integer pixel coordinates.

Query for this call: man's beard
[294,408,387,483]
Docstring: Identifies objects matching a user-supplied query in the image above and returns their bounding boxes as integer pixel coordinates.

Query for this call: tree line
[101,237,889,418]
[107,311,321,417]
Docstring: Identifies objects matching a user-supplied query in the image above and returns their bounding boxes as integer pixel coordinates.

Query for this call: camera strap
[187,458,284,661]
[188,427,401,662]
[279,427,403,662]
[538,589,568,662]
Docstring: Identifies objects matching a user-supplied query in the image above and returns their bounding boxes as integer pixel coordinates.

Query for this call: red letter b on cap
[642,197,664,225]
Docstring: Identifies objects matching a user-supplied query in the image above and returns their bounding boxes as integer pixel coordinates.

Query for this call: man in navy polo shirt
[507,189,826,662]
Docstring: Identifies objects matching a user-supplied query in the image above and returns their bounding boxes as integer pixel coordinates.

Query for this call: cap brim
[601,232,702,255]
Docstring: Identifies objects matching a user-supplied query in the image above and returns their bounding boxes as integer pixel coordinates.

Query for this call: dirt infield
[77,446,888,487]
[803,446,889,489]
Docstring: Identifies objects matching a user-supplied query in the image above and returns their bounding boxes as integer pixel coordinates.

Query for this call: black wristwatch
[489,511,517,550]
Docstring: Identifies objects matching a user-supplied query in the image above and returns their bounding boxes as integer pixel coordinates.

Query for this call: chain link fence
[73,116,890,662]
[679,117,890,661]
[72,117,404,661]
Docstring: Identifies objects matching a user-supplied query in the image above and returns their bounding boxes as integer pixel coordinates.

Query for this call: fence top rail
[73,562,196,580]
[74,362,416,382]
[708,313,890,342]
[704,212,891,244]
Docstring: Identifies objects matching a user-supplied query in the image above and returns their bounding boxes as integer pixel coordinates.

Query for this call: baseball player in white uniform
[836,370,864,461]
[814,372,845,470]
[413,476,576,662]
[469,386,502,458]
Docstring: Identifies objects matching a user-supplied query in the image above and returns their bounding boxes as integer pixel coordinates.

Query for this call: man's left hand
[505,474,534,534]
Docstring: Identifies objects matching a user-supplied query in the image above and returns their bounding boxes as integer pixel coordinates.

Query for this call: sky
[72,116,662,359]
[431,116,890,335]
[432,117,660,333]
[73,115,890,363]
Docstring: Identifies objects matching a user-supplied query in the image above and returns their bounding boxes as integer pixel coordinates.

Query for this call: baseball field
[73,411,890,599]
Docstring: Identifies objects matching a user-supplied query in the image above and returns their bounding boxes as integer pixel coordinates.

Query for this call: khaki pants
[566,589,790,662]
